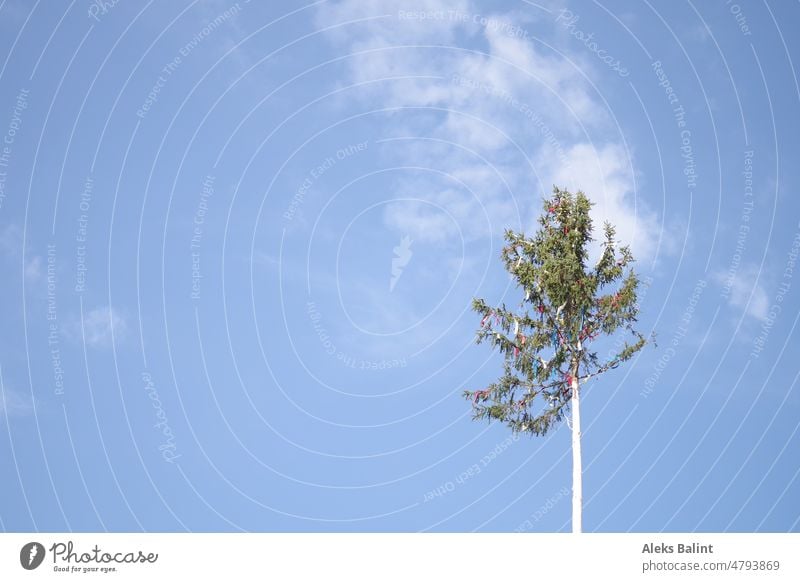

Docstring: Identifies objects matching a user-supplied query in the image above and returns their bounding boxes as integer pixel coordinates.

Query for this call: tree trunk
[571,373,582,533]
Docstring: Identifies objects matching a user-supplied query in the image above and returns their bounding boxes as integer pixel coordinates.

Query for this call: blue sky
[1,0,799,532]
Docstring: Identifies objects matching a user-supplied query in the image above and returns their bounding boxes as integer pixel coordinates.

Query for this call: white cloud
[315,1,662,262]
[384,199,458,244]
[0,387,33,419]
[0,224,22,255]
[24,255,42,280]
[315,0,474,47]
[252,249,280,268]
[713,264,769,321]
[1,224,43,281]
[78,306,128,348]
[545,142,660,260]
[479,20,600,125]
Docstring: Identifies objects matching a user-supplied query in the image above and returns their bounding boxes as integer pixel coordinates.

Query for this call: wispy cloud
[84,305,128,348]
[65,305,128,349]
[252,249,280,268]
[24,255,42,280]
[0,224,42,281]
[315,1,662,261]
[0,386,34,419]
[713,263,769,321]
[545,142,661,261]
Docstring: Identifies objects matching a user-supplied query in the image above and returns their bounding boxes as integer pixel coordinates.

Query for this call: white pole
[571,373,582,533]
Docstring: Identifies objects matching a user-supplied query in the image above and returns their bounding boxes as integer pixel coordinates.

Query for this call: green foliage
[464,187,650,436]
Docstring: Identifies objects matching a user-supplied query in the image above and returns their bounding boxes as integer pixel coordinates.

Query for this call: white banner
[1,533,797,581]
